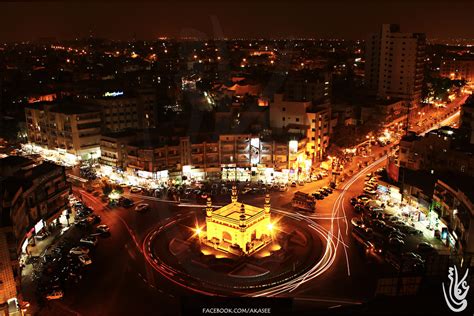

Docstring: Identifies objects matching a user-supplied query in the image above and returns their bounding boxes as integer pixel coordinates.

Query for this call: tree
[102,184,112,196]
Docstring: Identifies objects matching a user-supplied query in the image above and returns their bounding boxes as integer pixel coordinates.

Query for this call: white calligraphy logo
[442,265,470,312]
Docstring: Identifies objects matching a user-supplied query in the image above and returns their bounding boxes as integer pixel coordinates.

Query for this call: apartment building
[432,176,474,268]
[91,88,155,133]
[269,94,331,161]
[283,70,331,103]
[100,130,138,168]
[25,103,101,160]
[365,24,425,106]
[0,156,71,312]
[398,128,474,176]
[99,130,309,183]
[440,57,474,83]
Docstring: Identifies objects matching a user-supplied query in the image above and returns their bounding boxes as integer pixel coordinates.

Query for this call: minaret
[231,185,238,203]
[206,197,213,218]
[239,203,247,231]
[264,193,271,219]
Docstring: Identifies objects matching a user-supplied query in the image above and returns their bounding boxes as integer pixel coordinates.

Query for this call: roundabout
[142,199,338,296]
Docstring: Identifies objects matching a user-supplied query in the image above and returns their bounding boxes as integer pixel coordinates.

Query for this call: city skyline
[1,1,474,42]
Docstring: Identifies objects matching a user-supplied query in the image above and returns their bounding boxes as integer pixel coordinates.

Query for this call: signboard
[386,158,399,182]
[34,219,45,234]
[103,91,124,97]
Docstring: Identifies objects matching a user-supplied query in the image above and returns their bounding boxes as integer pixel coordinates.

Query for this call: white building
[365,24,425,107]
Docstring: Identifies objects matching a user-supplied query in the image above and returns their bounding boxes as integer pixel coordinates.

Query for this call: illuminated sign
[103,91,124,97]
[289,140,298,154]
[34,219,45,234]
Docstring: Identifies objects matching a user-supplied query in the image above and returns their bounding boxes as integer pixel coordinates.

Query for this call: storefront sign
[34,219,45,234]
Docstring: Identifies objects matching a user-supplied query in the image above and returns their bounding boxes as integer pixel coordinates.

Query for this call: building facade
[269,94,331,162]
[91,89,155,133]
[432,178,474,268]
[398,128,474,176]
[365,24,425,106]
[0,157,71,313]
[440,57,474,83]
[25,103,101,161]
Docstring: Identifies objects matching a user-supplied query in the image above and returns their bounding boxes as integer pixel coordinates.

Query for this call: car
[389,231,406,240]
[320,171,328,177]
[130,187,142,193]
[78,254,92,266]
[241,188,252,195]
[350,198,358,206]
[290,181,297,187]
[322,186,333,194]
[311,174,319,181]
[69,246,90,255]
[96,224,110,234]
[297,180,305,186]
[46,290,63,300]
[389,237,405,247]
[75,218,88,228]
[402,252,423,261]
[312,193,324,200]
[318,189,329,196]
[80,236,98,247]
[279,184,287,192]
[351,217,365,228]
[364,183,377,189]
[120,198,134,208]
[363,188,377,195]
[135,203,149,212]
[417,242,435,253]
[354,204,364,212]
[304,178,312,183]
[87,214,101,224]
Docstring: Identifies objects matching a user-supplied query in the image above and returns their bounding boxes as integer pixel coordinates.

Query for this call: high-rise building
[460,94,474,144]
[365,24,425,107]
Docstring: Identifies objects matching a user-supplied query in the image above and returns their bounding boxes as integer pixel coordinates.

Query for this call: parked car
[80,236,98,247]
[417,242,435,253]
[120,198,134,208]
[312,193,324,200]
[78,254,92,266]
[69,246,90,255]
[96,224,110,235]
[279,184,287,192]
[87,214,101,224]
[322,186,333,194]
[364,188,377,195]
[130,187,142,193]
[351,217,365,228]
[290,181,297,187]
[389,237,405,247]
[350,198,358,206]
[135,203,149,212]
[46,290,63,300]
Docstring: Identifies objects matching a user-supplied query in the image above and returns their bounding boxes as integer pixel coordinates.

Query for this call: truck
[292,191,316,212]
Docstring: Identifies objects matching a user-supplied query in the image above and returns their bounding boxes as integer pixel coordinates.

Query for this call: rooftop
[212,201,265,223]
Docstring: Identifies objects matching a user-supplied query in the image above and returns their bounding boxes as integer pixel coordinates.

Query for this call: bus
[292,191,316,212]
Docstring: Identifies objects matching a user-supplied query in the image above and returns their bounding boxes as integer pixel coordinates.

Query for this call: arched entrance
[222,231,232,243]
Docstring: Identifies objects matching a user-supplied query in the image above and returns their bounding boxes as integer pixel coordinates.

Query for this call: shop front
[221,165,251,182]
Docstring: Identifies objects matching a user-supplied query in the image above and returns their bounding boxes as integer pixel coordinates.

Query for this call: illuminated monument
[202,186,273,256]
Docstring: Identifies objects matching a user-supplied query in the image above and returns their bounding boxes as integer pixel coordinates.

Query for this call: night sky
[1,0,473,41]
